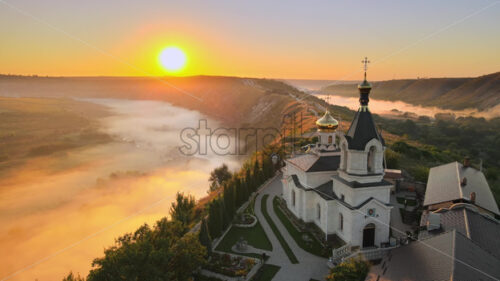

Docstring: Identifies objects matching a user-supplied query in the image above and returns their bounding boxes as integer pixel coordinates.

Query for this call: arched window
[339,213,344,231]
[317,203,321,220]
[292,190,296,206]
[342,143,348,170]
[367,146,376,173]
[328,135,333,144]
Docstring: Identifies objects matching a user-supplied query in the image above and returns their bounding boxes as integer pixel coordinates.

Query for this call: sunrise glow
[158,46,187,73]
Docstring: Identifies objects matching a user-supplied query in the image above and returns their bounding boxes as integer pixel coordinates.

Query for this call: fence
[343,246,397,262]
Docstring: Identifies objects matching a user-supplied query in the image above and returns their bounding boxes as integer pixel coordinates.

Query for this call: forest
[377,114,500,205]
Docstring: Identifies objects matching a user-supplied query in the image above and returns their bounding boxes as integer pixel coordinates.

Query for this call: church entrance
[362,223,375,248]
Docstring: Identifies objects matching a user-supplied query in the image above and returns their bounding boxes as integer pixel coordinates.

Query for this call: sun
[159,46,187,73]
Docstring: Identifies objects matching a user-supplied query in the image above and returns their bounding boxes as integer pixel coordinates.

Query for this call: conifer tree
[220,199,230,230]
[245,166,254,193]
[234,177,244,207]
[223,183,235,220]
[241,180,249,204]
[208,199,223,238]
[262,156,271,179]
[253,159,262,187]
[198,217,212,257]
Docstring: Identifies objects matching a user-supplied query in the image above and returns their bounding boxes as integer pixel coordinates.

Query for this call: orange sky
[0,0,499,80]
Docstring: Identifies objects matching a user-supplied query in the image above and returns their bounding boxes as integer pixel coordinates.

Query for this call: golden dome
[316,110,339,132]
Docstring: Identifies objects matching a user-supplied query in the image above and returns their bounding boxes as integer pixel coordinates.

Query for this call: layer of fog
[316,94,500,119]
[0,99,239,281]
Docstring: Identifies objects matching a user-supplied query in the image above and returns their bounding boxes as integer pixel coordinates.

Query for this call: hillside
[320,72,500,111]
[0,75,307,129]
[1,74,498,205]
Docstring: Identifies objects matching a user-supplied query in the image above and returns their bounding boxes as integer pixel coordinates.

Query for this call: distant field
[0,97,111,173]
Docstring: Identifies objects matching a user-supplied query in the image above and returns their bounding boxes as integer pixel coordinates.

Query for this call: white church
[282,67,393,248]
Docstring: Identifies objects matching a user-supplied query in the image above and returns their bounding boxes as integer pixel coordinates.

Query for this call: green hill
[320,72,500,111]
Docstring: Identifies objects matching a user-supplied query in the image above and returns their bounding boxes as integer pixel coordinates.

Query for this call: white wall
[339,138,384,177]
[349,200,392,247]
[332,180,355,206]
[283,142,392,248]
[335,204,352,243]
[304,171,337,188]
[352,186,391,206]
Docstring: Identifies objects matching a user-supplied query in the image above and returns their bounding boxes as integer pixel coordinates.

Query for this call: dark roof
[290,174,306,190]
[313,181,337,200]
[286,154,340,172]
[294,177,392,210]
[332,174,392,189]
[308,155,340,172]
[424,162,499,214]
[420,205,500,259]
[366,230,500,281]
[345,109,384,150]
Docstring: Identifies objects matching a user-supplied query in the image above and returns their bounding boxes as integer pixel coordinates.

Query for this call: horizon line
[1,71,498,82]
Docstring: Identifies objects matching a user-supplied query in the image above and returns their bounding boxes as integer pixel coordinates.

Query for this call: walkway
[389,193,414,239]
[254,176,330,281]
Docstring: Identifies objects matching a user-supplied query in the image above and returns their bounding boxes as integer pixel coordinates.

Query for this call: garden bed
[234,213,257,228]
[273,196,330,257]
[215,222,272,259]
[203,252,257,278]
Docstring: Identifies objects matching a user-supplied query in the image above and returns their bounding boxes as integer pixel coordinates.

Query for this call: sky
[1,0,499,80]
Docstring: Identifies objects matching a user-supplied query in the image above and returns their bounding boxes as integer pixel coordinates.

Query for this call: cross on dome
[361,57,370,81]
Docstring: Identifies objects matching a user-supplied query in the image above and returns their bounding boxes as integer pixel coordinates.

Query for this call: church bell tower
[339,57,385,182]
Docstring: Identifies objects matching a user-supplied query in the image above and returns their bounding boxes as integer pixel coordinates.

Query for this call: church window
[292,190,296,206]
[367,146,376,173]
[328,135,333,144]
[317,203,321,220]
[339,213,344,231]
[341,194,345,201]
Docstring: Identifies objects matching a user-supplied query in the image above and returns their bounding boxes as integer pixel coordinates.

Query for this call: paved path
[254,176,330,281]
[389,194,414,239]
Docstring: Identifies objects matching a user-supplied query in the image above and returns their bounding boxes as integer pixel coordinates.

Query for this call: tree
[385,149,400,169]
[326,258,370,281]
[234,177,244,207]
[262,155,274,180]
[220,199,230,230]
[198,217,212,257]
[169,192,196,231]
[207,199,223,238]
[223,184,235,220]
[87,219,205,281]
[240,180,249,207]
[62,272,85,281]
[209,164,232,191]
[253,159,263,188]
[170,233,207,281]
[245,166,254,194]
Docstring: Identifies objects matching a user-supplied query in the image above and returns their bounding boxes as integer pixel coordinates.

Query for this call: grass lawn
[396,196,417,206]
[261,195,299,264]
[251,264,280,281]
[273,197,328,257]
[215,221,272,259]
